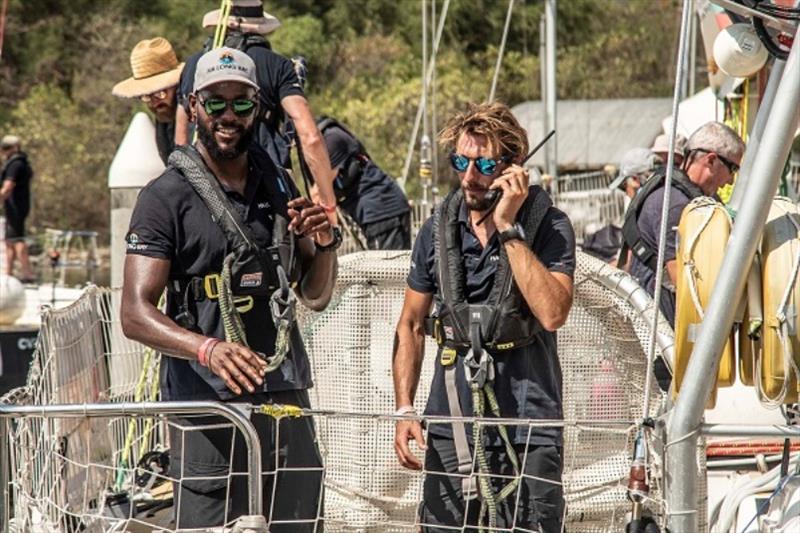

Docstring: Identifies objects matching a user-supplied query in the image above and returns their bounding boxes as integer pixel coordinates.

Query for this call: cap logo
[220,52,235,65]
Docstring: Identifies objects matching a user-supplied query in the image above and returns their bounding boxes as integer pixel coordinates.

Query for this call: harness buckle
[204,273,221,299]
[464,348,494,388]
[440,347,457,367]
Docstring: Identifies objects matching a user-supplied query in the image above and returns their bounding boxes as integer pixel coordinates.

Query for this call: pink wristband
[319,202,337,214]
[197,337,219,368]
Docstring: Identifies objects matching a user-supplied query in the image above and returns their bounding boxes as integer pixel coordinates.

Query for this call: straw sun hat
[112,38,184,98]
[202,0,281,35]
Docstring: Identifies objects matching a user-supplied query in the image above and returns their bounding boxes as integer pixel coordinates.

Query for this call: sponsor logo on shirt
[240,272,263,288]
[257,201,270,210]
[125,232,149,251]
[489,255,500,262]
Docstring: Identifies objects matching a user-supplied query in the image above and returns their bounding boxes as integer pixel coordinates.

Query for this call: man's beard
[196,118,254,160]
[463,187,493,211]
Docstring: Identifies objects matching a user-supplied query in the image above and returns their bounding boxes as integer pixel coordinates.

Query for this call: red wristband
[197,337,219,368]
[319,202,337,214]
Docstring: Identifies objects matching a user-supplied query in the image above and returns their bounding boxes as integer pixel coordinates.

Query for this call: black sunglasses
[694,148,739,175]
[198,96,257,117]
[449,152,511,176]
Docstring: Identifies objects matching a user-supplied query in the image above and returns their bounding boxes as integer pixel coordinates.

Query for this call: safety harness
[618,167,704,271]
[426,185,552,529]
[167,146,298,373]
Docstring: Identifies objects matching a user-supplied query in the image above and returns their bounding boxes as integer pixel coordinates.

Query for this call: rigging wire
[642,0,695,422]
[400,0,452,189]
[489,0,516,103]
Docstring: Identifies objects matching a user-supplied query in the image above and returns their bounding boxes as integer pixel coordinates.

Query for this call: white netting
[1,251,707,532]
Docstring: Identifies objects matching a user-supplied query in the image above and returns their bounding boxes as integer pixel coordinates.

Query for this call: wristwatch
[498,223,526,245]
[316,225,343,252]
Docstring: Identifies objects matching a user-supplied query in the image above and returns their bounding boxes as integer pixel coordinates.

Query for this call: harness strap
[443,355,478,501]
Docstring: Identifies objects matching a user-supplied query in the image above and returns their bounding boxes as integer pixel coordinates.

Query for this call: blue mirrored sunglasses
[449,152,510,176]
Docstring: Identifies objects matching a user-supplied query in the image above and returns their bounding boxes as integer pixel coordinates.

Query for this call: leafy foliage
[0,0,683,238]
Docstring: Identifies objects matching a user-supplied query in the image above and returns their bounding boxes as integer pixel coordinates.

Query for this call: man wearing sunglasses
[113,38,184,165]
[121,48,336,531]
[621,121,744,327]
[393,102,576,531]
[175,0,339,227]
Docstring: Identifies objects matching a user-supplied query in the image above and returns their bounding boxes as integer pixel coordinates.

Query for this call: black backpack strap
[619,167,704,272]
[487,185,553,306]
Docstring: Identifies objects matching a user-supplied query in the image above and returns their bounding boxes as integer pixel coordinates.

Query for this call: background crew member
[112,37,184,165]
[1,134,35,282]
[121,48,338,531]
[319,117,411,250]
[393,102,576,531]
[174,0,339,224]
[624,121,744,326]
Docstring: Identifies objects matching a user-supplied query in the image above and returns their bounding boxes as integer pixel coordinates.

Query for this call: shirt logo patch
[257,202,270,209]
[125,232,149,251]
[240,272,263,288]
[489,255,500,262]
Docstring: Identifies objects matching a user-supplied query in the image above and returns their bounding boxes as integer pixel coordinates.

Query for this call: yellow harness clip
[440,347,457,366]
[204,273,221,300]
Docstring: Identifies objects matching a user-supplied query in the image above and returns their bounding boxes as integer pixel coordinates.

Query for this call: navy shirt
[628,184,690,326]
[408,197,576,446]
[125,146,313,401]
[1,153,32,216]
[338,160,410,231]
[179,43,304,168]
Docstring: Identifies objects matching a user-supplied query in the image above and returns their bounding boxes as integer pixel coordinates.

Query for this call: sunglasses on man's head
[198,96,257,117]
[449,152,510,176]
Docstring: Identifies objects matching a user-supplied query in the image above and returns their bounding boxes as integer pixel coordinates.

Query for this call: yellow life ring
[673,197,736,408]
[756,197,800,406]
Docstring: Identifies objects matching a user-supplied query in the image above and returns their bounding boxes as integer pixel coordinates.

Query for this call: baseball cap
[1,135,20,148]
[609,148,657,190]
[193,47,259,93]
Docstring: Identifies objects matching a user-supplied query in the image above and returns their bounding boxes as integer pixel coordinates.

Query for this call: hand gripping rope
[463,312,521,531]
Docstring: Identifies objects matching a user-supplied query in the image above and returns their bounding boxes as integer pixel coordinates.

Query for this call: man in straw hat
[175,0,339,224]
[113,37,184,165]
[1,134,35,282]
[122,46,335,531]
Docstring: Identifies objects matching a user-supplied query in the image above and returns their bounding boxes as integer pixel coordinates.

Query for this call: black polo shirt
[154,120,175,166]
[125,145,313,401]
[179,43,304,168]
[1,152,32,216]
[318,124,410,229]
[407,198,576,446]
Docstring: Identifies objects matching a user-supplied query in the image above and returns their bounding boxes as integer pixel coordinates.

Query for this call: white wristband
[394,405,417,417]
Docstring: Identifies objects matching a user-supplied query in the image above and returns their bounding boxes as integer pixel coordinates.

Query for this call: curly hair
[438,102,529,162]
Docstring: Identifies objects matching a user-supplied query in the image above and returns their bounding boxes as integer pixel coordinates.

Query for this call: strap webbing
[443,362,478,500]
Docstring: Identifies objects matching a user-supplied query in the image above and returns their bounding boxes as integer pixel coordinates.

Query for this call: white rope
[488,0,515,103]
[400,0,451,188]
[682,198,722,319]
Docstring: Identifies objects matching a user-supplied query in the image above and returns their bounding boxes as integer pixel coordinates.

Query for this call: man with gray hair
[620,121,744,326]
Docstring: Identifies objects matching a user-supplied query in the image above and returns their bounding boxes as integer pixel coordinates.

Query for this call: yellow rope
[259,403,304,419]
[212,0,232,49]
